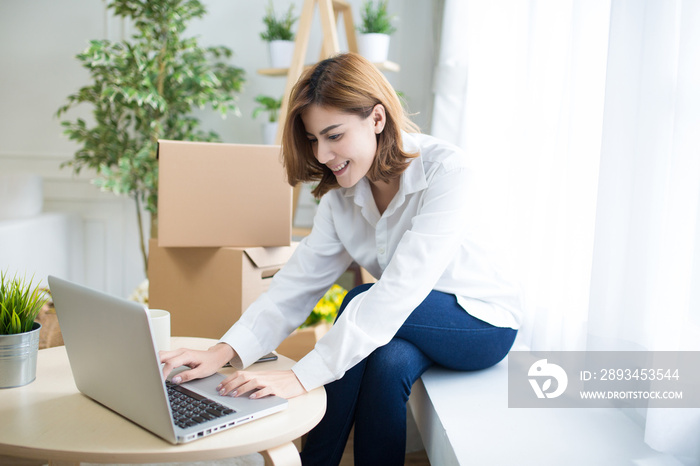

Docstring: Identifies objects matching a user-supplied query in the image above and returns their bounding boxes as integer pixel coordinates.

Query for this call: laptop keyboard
[166,381,236,429]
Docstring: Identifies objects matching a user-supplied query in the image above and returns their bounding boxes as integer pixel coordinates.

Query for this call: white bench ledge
[408,358,681,466]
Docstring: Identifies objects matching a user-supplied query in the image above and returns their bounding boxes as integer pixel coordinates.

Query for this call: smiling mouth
[330,161,349,172]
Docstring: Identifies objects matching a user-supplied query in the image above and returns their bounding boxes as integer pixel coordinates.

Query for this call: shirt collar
[400,132,428,196]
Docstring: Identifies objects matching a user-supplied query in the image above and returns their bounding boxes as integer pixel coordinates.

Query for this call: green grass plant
[0,271,48,335]
[252,95,283,123]
[260,1,297,42]
[357,0,397,35]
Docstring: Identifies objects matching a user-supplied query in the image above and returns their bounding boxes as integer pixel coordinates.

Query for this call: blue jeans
[300,284,518,466]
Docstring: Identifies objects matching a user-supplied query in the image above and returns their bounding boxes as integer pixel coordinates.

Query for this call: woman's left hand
[217,369,307,400]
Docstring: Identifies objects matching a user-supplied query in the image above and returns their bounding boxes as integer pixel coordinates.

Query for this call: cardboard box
[157,140,292,247]
[276,323,331,362]
[148,239,298,339]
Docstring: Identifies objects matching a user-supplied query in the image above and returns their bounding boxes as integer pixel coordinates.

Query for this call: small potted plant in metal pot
[253,94,283,145]
[0,271,49,388]
[356,0,397,63]
[260,1,298,69]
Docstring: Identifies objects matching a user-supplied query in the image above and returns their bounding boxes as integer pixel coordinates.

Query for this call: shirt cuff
[227,350,244,370]
[291,349,336,391]
[219,323,265,369]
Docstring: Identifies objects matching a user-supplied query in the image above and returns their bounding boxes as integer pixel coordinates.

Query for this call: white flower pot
[357,33,391,63]
[268,40,295,69]
[262,121,279,145]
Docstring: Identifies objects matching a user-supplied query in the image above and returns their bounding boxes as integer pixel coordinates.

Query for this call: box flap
[244,242,298,268]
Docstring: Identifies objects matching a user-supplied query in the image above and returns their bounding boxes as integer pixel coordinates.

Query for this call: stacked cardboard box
[156,140,292,248]
[149,140,300,346]
[148,240,297,339]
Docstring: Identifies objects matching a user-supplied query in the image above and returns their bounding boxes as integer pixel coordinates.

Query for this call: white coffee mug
[147,308,171,352]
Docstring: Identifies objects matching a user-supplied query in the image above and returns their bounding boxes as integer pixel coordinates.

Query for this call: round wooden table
[0,337,326,465]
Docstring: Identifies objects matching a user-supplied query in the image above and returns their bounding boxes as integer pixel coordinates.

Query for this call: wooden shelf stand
[257,0,399,144]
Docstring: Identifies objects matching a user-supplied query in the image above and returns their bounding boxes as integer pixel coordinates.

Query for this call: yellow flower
[301,284,348,328]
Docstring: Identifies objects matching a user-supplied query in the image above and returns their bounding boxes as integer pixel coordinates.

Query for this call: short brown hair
[282,52,420,198]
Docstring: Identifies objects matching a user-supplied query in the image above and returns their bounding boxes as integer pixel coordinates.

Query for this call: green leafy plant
[56,0,246,276]
[300,284,348,328]
[357,0,397,35]
[0,271,49,335]
[260,1,298,42]
[252,95,283,123]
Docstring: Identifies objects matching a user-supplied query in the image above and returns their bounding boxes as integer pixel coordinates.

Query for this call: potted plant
[0,271,50,388]
[253,95,283,145]
[56,0,246,278]
[276,284,347,361]
[356,0,397,63]
[260,1,298,69]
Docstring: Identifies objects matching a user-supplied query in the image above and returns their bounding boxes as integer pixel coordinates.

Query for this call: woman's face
[301,104,385,189]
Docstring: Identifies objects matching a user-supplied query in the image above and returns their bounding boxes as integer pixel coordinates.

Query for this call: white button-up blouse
[221,132,523,391]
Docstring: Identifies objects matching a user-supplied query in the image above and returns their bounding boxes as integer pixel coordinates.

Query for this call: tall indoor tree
[57,0,245,276]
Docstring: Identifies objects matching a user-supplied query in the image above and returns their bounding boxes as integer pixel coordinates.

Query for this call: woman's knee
[362,339,432,398]
[447,328,518,371]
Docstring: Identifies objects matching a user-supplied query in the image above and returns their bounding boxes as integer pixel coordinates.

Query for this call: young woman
[161,52,523,465]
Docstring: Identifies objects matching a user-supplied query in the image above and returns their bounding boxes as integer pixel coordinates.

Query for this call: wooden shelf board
[258,67,298,77]
[292,227,312,239]
[377,60,400,72]
[258,60,399,77]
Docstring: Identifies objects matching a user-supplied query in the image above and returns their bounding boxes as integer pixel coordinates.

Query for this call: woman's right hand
[160,342,235,384]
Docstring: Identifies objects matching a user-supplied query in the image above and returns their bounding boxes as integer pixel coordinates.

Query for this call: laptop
[48,275,288,444]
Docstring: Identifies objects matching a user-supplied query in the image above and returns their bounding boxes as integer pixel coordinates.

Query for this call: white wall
[0,0,438,298]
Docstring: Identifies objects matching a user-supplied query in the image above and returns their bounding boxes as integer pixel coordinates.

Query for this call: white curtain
[589,0,700,461]
[433,0,611,351]
[433,0,700,463]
